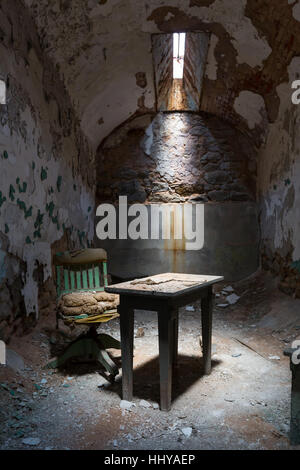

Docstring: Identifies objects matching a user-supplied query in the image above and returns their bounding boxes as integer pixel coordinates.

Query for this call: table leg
[119,300,134,401]
[158,308,174,411]
[291,363,300,445]
[172,309,179,366]
[201,286,213,375]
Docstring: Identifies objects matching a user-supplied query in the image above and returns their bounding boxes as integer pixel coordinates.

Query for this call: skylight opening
[173,33,186,79]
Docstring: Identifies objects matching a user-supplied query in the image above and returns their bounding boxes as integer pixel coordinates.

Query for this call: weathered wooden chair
[45,248,121,379]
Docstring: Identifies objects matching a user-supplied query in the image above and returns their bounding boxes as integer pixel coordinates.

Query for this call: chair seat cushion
[58,291,119,316]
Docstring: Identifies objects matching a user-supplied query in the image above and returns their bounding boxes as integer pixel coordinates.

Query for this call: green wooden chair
[45,248,121,379]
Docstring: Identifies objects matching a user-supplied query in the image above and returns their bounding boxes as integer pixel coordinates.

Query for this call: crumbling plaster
[0,1,95,327]
[258,57,300,264]
[22,0,300,150]
[234,91,268,131]
[2,0,300,324]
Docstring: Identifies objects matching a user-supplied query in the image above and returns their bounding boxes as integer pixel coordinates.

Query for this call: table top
[105,272,224,298]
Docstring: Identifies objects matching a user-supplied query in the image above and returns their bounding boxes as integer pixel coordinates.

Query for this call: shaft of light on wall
[173,33,186,79]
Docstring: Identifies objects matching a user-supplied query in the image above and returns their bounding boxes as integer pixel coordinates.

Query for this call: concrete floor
[0,272,299,450]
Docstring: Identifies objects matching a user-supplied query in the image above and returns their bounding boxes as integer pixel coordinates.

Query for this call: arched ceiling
[23,0,300,150]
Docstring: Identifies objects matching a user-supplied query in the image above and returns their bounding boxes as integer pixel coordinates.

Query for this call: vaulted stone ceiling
[23,0,300,149]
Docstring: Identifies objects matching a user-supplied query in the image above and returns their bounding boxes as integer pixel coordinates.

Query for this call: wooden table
[105,272,223,411]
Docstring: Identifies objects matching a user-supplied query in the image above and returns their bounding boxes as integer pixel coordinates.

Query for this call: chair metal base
[45,330,121,377]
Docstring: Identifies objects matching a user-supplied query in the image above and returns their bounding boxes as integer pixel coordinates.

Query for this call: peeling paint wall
[3,0,300,312]
[258,57,300,297]
[22,0,300,150]
[0,1,95,338]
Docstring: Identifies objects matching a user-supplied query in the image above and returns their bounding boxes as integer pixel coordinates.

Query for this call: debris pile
[216,285,240,309]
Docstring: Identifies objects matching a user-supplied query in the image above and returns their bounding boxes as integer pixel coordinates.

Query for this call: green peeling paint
[9,185,15,201]
[17,199,32,219]
[41,167,48,181]
[57,176,62,192]
[0,192,7,207]
[51,212,60,230]
[46,201,55,218]
[32,161,35,170]
[5,224,9,234]
[33,210,44,238]
[291,260,300,274]
[17,181,27,193]
[3,150,8,159]
[284,178,291,186]
[34,210,44,229]
[73,184,77,191]
[25,236,32,244]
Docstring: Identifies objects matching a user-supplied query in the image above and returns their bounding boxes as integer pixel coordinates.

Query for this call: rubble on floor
[0,271,299,450]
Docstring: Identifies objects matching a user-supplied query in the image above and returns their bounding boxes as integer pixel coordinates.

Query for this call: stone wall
[97,112,256,204]
[0,1,95,340]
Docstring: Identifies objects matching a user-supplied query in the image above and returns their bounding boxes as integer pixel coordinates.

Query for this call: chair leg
[45,337,119,377]
[94,347,119,377]
[44,338,94,369]
[97,333,121,350]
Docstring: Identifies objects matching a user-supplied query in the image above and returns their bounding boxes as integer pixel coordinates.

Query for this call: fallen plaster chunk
[181,427,193,438]
[139,399,151,408]
[135,327,144,338]
[22,437,41,446]
[152,403,159,410]
[186,305,195,312]
[268,355,281,361]
[226,293,240,305]
[6,349,25,373]
[223,286,234,293]
[217,303,229,308]
[120,400,135,411]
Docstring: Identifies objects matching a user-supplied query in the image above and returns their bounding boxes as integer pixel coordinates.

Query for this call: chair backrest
[53,249,108,298]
